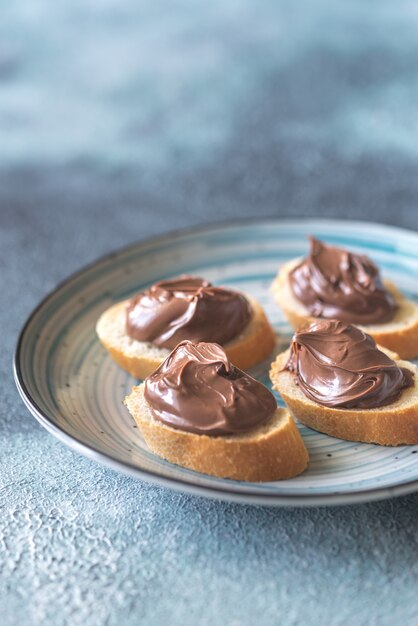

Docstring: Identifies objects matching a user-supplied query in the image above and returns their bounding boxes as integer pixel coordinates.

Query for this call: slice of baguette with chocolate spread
[270,348,418,446]
[125,383,309,482]
[97,295,276,379]
[272,258,418,359]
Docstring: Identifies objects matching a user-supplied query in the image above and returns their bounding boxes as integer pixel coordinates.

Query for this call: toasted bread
[125,383,309,481]
[97,295,276,379]
[270,348,418,445]
[272,258,418,359]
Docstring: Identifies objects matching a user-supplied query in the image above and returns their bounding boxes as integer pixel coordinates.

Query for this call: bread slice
[272,258,418,359]
[270,348,418,446]
[125,383,309,481]
[97,295,276,379]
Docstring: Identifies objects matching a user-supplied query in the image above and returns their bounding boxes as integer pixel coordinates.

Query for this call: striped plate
[14,219,418,506]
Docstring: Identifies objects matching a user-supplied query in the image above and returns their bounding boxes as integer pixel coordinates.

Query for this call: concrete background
[1,1,418,624]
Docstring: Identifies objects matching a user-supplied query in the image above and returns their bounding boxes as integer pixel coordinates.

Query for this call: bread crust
[270,349,418,446]
[271,258,418,359]
[97,295,276,379]
[124,383,309,481]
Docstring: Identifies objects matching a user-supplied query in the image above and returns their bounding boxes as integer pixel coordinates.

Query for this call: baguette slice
[97,295,276,379]
[125,383,308,481]
[272,258,418,359]
[270,348,418,446]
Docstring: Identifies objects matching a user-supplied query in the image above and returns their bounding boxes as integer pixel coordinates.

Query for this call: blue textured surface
[2,1,418,624]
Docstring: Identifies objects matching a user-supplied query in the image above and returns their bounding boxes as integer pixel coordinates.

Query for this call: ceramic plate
[14,219,418,506]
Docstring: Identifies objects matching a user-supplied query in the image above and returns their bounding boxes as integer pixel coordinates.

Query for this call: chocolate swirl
[286,320,413,409]
[126,275,252,350]
[145,341,277,435]
[289,238,397,325]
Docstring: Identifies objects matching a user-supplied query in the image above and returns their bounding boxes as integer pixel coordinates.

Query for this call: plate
[14,219,418,506]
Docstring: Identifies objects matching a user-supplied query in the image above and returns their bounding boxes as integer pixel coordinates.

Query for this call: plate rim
[13,217,418,507]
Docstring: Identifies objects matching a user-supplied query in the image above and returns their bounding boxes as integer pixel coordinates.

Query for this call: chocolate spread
[126,276,252,349]
[144,341,277,435]
[289,238,397,325]
[286,320,413,409]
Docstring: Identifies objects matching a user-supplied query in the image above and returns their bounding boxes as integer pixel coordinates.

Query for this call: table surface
[2,2,418,625]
